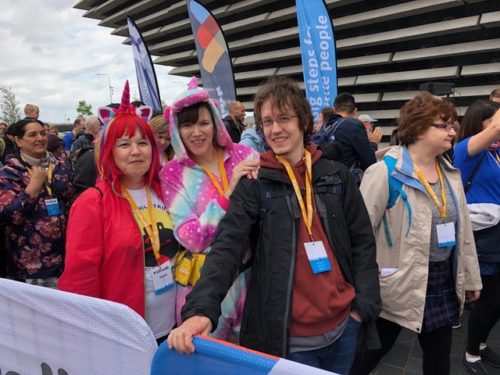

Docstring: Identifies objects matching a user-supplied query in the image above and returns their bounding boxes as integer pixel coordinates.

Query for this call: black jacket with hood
[181,145,381,357]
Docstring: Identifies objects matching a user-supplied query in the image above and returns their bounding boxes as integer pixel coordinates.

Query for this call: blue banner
[127,16,162,111]
[187,0,236,118]
[296,0,337,120]
[151,336,334,374]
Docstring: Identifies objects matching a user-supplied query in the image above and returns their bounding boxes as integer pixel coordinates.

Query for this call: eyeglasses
[432,122,457,131]
[261,115,297,128]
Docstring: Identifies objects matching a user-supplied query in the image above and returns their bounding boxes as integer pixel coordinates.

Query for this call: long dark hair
[457,100,498,142]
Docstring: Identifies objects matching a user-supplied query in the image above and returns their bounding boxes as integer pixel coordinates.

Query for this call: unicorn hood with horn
[159,78,257,333]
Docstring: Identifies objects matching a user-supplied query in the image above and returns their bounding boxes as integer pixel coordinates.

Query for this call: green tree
[76,100,93,117]
[0,85,21,124]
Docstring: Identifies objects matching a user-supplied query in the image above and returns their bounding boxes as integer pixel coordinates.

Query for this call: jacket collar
[386,146,460,195]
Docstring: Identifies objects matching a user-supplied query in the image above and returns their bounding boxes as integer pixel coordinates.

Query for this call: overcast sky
[0,1,190,124]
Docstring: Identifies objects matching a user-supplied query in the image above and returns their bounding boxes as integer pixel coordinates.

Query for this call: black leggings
[350,318,452,375]
[467,272,500,355]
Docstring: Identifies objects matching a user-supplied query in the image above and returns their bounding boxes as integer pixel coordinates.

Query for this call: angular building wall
[74,0,500,133]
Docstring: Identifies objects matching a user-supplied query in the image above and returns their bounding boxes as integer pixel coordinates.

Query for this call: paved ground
[372,311,500,374]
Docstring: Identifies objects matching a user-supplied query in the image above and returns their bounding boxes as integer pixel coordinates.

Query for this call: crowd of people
[0,80,499,375]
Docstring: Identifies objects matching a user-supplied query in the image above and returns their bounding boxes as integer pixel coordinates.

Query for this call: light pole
[96,73,113,104]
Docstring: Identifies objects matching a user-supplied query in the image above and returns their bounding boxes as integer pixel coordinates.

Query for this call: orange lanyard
[415,161,447,220]
[277,150,314,239]
[199,150,229,197]
[22,157,54,196]
[122,186,161,263]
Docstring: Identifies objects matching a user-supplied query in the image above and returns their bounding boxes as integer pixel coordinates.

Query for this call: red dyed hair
[97,113,161,195]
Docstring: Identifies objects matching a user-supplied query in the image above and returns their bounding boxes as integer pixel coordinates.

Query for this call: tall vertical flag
[187,0,236,118]
[127,16,162,112]
[296,0,337,120]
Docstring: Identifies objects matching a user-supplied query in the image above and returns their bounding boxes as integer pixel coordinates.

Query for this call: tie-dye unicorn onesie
[160,82,257,341]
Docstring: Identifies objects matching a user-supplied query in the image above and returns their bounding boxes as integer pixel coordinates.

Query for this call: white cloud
[0,1,190,123]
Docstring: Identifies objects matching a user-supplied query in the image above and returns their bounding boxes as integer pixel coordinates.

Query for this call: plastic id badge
[436,222,456,248]
[304,241,332,274]
[152,260,175,295]
[44,198,61,216]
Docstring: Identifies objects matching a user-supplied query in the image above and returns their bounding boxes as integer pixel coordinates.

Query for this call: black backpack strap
[464,154,485,193]
[258,179,293,215]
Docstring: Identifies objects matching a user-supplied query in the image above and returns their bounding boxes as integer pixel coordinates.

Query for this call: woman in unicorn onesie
[160,78,259,341]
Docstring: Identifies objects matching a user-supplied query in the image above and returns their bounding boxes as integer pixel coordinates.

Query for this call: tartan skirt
[422,260,460,332]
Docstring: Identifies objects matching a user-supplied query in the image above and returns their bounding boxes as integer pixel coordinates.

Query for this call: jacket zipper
[122,193,147,316]
[282,194,297,357]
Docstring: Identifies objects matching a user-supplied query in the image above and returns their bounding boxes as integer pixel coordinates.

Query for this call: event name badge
[44,198,61,216]
[436,222,456,248]
[152,259,175,295]
[304,241,332,274]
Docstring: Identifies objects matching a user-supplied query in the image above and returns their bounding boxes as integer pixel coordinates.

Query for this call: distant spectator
[243,115,255,129]
[0,121,7,138]
[312,93,377,184]
[48,124,59,137]
[239,127,267,153]
[70,116,101,163]
[489,88,500,104]
[314,106,334,133]
[63,117,85,155]
[359,114,377,133]
[2,125,17,163]
[390,128,400,146]
[359,114,383,148]
[47,134,64,158]
[131,100,146,107]
[223,100,246,143]
[23,104,39,120]
[149,115,174,165]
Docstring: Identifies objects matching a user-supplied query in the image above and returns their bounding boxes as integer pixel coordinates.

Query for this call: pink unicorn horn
[119,80,130,110]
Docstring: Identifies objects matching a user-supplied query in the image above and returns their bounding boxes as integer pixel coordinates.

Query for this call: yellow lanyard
[276,150,314,238]
[122,186,161,263]
[22,157,54,196]
[415,161,447,220]
[199,150,229,197]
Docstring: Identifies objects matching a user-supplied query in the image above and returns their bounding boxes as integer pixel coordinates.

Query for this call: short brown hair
[398,92,457,146]
[253,76,314,145]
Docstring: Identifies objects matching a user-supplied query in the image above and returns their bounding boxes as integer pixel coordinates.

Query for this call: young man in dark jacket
[312,93,379,173]
[168,77,381,374]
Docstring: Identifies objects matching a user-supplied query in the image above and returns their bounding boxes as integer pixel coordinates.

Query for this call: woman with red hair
[59,82,179,343]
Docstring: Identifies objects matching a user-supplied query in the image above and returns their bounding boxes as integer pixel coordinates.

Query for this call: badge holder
[304,241,332,274]
[152,259,175,295]
[45,198,61,216]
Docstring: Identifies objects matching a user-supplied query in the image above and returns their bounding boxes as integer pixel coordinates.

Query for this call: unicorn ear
[163,106,171,122]
[136,106,153,122]
[98,107,116,125]
[210,98,220,109]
